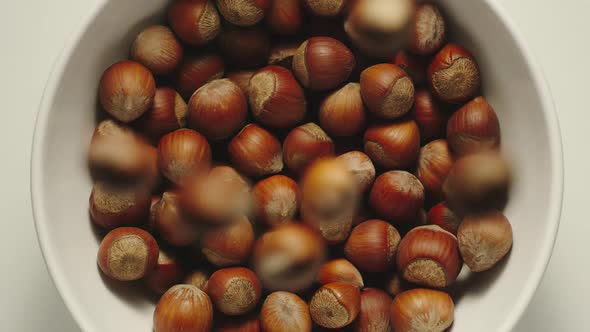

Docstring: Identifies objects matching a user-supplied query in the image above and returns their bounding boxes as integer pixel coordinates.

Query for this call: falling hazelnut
[310,282,361,329]
[292,37,355,91]
[153,284,214,332]
[457,210,513,272]
[443,151,512,214]
[447,96,501,156]
[97,227,159,281]
[130,25,183,76]
[248,66,307,128]
[396,225,462,288]
[98,60,156,123]
[364,120,420,170]
[180,165,252,225]
[344,220,401,273]
[253,223,326,293]
[260,292,312,332]
[283,123,335,175]
[360,64,415,120]
[415,139,454,201]
[252,175,301,227]
[229,124,284,177]
[428,43,481,103]
[206,267,262,316]
[301,158,358,244]
[390,288,454,332]
[201,215,255,267]
[167,0,221,46]
[317,258,364,288]
[187,79,248,140]
[369,171,425,225]
[319,83,367,137]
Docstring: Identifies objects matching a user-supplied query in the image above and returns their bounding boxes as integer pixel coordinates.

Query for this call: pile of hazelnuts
[88,0,514,331]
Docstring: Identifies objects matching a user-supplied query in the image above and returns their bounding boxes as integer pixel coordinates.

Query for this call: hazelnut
[390,288,454,332]
[152,191,202,247]
[216,0,270,27]
[292,37,355,91]
[336,151,376,193]
[427,202,461,235]
[411,88,448,143]
[360,64,415,120]
[97,227,159,281]
[187,79,248,140]
[98,60,156,123]
[167,0,221,46]
[252,175,301,227]
[443,151,512,214]
[283,123,335,175]
[157,129,212,185]
[153,284,214,332]
[260,292,312,332]
[364,120,420,170]
[317,258,364,288]
[415,139,454,201]
[144,249,185,295]
[457,210,513,272]
[130,25,183,76]
[180,165,252,224]
[136,88,187,140]
[248,66,307,128]
[319,83,367,137]
[369,171,425,225]
[266,0,303,36]
[253,223,326,293]
[354,288,393,332]
[301,158,358,244]
[447,96,501,156]
[229,124,284,177]
[344,220,401,273]
[310,282,361,329]
[201,215,255,267]
[428,43,481,103]
[408,3,446,55]
[206,267,262,316]
[303,0,346,17]
[396,225,462,288]
[176,54,225,100]
[89,181,151,230]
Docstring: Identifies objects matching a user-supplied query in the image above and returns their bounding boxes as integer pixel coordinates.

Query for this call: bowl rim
[30,1,564,331]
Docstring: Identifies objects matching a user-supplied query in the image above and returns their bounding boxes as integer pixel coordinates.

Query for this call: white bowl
[31,0,563,331]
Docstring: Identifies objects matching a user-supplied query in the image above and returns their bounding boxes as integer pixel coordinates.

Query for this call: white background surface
[1,0,588,331]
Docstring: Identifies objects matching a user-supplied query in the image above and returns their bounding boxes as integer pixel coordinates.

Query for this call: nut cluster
[90,1,516,331]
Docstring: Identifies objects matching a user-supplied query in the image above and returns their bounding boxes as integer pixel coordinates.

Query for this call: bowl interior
[32,0,562,331]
